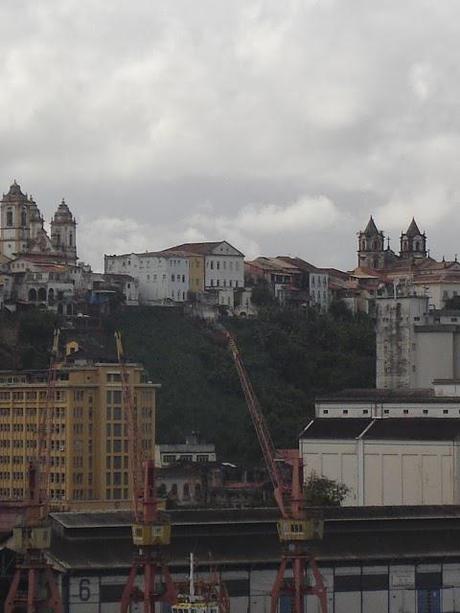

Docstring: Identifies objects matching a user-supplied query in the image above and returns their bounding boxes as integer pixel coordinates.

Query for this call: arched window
[37,287,46,301]
[66,304,72,315]
[28,288,37,302]
[361,239,366,251]
[48,288,54,305]
[194,483,202,500]
[6,209,13,227]
[69,232,73,247]
[21,209,26,227]
[183,483,190,499]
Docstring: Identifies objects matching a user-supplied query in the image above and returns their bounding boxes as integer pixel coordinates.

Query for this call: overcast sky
[1,1,460,271]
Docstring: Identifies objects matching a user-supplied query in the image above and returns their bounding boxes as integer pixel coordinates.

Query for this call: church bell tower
[357,216,386,269]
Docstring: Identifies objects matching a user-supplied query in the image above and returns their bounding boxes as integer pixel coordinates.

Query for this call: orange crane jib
[221,327,328,613]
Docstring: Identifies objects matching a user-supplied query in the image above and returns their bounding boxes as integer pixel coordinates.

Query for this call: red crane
[115,331,177,613]
[223,329,328,613]
[5,328,63,613]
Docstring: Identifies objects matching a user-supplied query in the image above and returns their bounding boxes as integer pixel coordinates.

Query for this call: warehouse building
[2,506,460,613]
[300,418,460,507]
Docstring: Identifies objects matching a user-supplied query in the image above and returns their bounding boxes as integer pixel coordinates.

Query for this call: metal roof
[300,418,460,441]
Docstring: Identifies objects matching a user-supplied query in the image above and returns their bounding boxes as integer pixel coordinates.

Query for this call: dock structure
[2,506,460,612]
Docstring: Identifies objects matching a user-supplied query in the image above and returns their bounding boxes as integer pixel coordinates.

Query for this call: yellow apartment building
[0,362,157,506]
[188,254,205,294]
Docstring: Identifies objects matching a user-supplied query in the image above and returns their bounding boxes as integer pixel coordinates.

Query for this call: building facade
[375,295,460,389]
[104,252,190,304]
[0,361,156,505]
[164,241,245,290]
[7,506,460,613]
[300,418,460,506]
[0,181,77,264]
[245,256,329,310]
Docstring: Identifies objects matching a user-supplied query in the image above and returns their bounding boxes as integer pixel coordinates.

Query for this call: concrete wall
[300,438,457,506]
[316,400,460,418]
[415,330,455,387]
[376,296,428,389]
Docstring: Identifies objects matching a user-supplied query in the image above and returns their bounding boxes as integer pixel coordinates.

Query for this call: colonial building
[0,181,136,312]
[163,241,245,291]
[104,251,190,304]
[354,216,460,310]
[357,216,427,271]
[0,181,77,264]
[104,241,246,312]
[245,256,329,310]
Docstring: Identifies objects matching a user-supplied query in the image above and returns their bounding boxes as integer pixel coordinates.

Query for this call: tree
[251,280,275,307]
[303,473,350,506]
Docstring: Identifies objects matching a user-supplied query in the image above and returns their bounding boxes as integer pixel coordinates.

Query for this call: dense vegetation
[109,302,375,463]
[0,310,57,370]
[0,303,375,464]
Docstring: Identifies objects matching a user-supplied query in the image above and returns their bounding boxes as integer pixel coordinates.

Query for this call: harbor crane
[115,331,177,613]
[222,328,328,613]
[5,328,63,613]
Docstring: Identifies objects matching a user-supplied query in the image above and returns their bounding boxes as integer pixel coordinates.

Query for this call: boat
[172,553,230,613]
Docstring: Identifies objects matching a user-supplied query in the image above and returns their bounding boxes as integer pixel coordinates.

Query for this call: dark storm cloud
[1,1,460,269]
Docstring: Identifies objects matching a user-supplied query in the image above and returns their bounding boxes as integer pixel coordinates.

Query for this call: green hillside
[108,303,375,463]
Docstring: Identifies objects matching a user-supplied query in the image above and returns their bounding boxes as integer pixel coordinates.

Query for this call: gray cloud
[1,1,460,270]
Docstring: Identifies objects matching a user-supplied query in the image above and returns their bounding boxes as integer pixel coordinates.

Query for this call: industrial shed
[299,418,460,506]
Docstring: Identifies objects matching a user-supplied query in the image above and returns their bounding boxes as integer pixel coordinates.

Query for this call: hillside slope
[108,304,375,462]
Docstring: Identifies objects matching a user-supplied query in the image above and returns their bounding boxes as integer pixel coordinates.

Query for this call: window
[342,410,348,415]
[443,409,448,414]
[107,373,121,383]
[6,209,12,226]
[403,409,409,414]
[196,455,209,463]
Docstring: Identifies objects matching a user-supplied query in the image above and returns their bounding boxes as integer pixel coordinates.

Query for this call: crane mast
[5,328,63,613]
[223,328,328,613]
[115,331,176,613]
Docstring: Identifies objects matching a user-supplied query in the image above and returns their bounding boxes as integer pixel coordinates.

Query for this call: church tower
[357,216,386,269]
[400,218,427,259]
[50,199,77,263]
[0,180,31,259]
